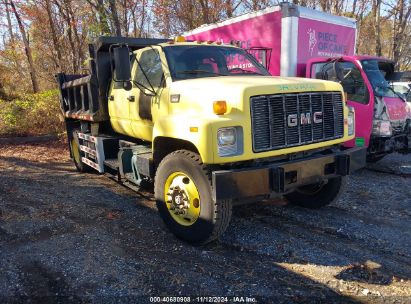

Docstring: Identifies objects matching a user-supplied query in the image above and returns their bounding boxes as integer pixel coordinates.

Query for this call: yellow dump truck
[56,36,365,244]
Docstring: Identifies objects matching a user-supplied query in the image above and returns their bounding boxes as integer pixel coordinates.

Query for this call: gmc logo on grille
[287,112,323,127]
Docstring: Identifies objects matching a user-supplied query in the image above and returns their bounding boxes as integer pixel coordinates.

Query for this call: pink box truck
[184,2,357,78]
[185,3,411,162]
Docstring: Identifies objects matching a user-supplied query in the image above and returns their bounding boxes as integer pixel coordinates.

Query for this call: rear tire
[285,176,346,209]
[154,150,232,245]
[69,130,92,173]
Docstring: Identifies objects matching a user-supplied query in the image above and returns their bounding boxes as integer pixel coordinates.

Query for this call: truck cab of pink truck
[307,56,411,162]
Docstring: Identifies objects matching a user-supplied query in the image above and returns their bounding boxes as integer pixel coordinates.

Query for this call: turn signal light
[213,101,227,115]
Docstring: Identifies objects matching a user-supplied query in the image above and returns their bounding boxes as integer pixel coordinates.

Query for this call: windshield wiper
[229,67,265,75]
[176,70,227,76]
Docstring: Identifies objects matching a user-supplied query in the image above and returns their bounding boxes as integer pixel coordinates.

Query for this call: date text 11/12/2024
[149,296,257,303]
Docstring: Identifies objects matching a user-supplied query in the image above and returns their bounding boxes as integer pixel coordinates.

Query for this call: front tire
[154,150,232,245]
[285,176,346,209]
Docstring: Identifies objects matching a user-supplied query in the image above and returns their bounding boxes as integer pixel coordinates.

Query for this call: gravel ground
[0,140,410,303]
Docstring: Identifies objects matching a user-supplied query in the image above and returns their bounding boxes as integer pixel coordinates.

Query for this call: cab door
[308,59,373,148]
[129,48,166,141]
[108,79,132,136]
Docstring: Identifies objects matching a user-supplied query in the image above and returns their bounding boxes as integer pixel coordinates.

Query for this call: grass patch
[0,90,64,137]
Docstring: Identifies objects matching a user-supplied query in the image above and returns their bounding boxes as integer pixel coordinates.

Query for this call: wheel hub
[169,186,189,213]
[164,172,201,226]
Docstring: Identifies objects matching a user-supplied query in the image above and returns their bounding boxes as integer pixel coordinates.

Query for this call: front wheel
[154,150,232,245]
[285,176,346,209]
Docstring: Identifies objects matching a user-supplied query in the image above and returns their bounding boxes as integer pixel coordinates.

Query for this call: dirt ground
[0,139,410,303]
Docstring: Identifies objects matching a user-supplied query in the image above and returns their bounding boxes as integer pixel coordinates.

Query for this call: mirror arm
[132,80,156,96]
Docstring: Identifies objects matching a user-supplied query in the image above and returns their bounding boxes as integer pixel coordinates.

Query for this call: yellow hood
[168,75,344,115]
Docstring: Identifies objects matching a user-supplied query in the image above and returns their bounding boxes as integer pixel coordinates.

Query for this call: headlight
[217,128,236,146]
[372,120,392,137]
[217,127,243,156]
[347,106,355,136]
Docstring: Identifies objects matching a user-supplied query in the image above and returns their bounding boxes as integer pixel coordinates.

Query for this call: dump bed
[56,36,168,122]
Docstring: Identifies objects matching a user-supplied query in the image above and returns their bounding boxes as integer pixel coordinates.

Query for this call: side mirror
[111,45,131,82]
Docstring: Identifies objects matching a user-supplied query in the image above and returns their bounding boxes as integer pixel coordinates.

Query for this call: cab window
[135,49,164,88]
[311,61,369,104]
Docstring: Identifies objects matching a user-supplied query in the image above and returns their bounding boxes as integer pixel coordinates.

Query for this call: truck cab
[307,56,411,161]
[57,37,365,244]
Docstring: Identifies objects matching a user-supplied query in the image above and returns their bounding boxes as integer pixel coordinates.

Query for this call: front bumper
[370,121,411,154]
[212,146,366,201]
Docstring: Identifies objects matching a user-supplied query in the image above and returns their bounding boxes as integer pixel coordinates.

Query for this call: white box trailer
[184,2,357,77]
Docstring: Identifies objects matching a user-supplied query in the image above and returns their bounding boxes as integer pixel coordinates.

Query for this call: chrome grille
[250,92,344,152]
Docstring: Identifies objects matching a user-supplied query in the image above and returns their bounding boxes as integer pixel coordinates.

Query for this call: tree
[391,0,411,68]
[44,0,63,70]
[373,0,382,56]
[9,0,39,93]
[1,0,411,96]
[108,0,122,36]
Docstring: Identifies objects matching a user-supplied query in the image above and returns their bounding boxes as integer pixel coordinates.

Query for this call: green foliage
[0,90,64,137]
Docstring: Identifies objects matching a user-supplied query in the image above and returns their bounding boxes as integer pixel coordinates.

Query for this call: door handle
[109,95,114,101]
[127,95,135,102]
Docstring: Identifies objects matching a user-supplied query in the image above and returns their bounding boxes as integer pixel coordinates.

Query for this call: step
[104,158,119,170]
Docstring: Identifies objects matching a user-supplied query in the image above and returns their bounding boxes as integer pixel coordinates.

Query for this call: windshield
[361,59,398,98]
[163,45,270,81]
